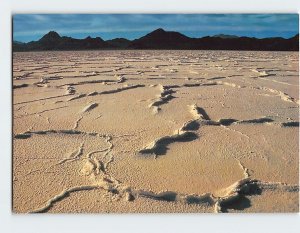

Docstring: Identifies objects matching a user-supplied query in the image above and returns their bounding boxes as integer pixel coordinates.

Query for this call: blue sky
[13,14,299,42]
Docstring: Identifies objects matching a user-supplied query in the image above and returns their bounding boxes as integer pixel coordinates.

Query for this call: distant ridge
[212,34,239,39]
[13,29,299,51]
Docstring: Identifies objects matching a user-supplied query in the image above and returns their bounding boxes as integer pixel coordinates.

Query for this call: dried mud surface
[13,50,299,213]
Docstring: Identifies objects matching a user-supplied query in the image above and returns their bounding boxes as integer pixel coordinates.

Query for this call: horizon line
[13,28,299,43]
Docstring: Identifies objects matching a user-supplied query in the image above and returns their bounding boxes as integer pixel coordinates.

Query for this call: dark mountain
[13,41,25,45]
[106,38,131,48]
[13,29,299,51]
[39,31,61,42]
[287,34,299,51]
[14,31,109,51]
[193,34,299,51]
[129,29,298,51]
[129,28,192,49]
[13,41,27,51]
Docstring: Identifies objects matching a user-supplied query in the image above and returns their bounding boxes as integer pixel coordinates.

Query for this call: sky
[13,14,299,42]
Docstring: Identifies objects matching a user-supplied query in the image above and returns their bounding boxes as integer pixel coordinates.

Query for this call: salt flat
[13,50,299,213]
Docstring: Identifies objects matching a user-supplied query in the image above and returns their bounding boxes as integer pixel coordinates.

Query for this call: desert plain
[13,50,299,213]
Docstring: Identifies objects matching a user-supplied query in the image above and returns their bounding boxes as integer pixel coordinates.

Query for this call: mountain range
[13,28,299,51]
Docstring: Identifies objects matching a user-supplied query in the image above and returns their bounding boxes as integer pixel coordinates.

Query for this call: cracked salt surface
[13,50,299,213]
